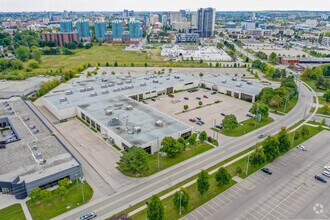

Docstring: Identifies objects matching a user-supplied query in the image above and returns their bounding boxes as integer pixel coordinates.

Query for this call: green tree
[29,188,42,200]
[41,189,52,201]
[144,62,148,67]
[183,104,189,111]
[160,136,184,157]
[222,114,238,130]
[277,127,291,153]
[54,185,67,196]
[114,61,118,67]
[198,101,203,106]
[250,146,266,166]
[28,60,39,69]
[118,146,149,174]
[321,104,330,115]
[177,137,186,150]
[15,45,30,62]
[263,136,280,162]
[249,102,269,119]
[173,188,190,211]
[215,167,231,186]
[323,90,330,102]
[300,125,310,137]
[199,131,207,142]
[268,52,278,64]
[236,166,242,176]
[187,133,197,145]
[147,195,164,220]
[58,178,70,187]
[31,48,42,63]
[197,170,210,195]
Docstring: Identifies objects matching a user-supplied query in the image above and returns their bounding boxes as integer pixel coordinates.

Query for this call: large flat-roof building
[41,32,78,47]
[0,98,80,199]
[40,72,269,154]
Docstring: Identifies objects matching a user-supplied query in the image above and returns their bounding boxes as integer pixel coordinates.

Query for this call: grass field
[303,79,327,92]
[119,143,213,177]
[27,181,93,220]
[0,204,26,220]
[212,117,274,137]
[318,96,329,105]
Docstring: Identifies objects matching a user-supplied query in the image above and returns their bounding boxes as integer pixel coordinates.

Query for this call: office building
[169,12,181,25]
[60,20,73,32]
[176,33,199,43]
[112,20,124,42]
[76,20,90,38]
[94,21,106,39]
[197,7,216,38]
[41,32,78,47]
[241,20,256,30]
[0,98,80,199]
[225,22,236,29]
[129,20,142,42]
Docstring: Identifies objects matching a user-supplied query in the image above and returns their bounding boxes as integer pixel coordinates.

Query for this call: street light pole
[291,129,296,148]
[80,167,85,203]
[179,190,183,215]
[246,154,251,176]
[157,137,160,171]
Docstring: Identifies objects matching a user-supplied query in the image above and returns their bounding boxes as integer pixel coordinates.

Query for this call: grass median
[0,204,26,220]
[212,117,274,137]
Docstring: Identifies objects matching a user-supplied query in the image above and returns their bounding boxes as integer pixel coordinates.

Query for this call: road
[51,73,314,220]
[183,130,330,220]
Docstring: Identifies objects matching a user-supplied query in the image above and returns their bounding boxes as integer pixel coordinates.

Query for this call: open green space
[0,204,26,220]
[119,143,213,177]
[270,94,298,114]
[27,181,93,220]
[303,79,326,92]
[212,117,274,137]
[318,96,329,105]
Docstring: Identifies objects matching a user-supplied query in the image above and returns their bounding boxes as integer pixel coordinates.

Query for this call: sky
[1,0,330,12]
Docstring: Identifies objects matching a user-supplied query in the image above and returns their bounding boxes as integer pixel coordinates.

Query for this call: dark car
[261,167,272,175]
[246,113,254,118]
[315,175,327,183]
[151,98,156,101]
[199,121,205,125]
[189,118,196,123]
[195,117,201,121]
[80,212,97,220]
[211,91,217,95]
[203,95,209,98]
[196,121,203,125]
[196,97,201,100]
[215,125,223,129]
[184,97,189,100]
[258,134,266,139]
[221,113,226,116]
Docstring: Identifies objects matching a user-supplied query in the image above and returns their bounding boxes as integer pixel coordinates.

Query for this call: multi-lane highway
[51,72,315,220]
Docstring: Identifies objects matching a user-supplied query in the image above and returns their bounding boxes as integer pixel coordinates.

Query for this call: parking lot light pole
[246,154,251,176]
[157,138,160,171]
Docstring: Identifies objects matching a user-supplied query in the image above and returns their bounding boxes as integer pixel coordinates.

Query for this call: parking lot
[146,89,252,144]
[182,130,330,220]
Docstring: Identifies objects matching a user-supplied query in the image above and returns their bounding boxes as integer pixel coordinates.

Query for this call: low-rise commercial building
[176,33,199,43]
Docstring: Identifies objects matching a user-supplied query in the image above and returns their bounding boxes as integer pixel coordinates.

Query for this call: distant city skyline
[1,0,330,12]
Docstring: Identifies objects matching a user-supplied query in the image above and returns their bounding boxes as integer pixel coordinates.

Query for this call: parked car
[194,129,200,134]
[261,167,272,175]
[322,170,330,178]
[184,97,189,100]
[203,95,208,98]
[151,98,156,101]
[196,121,203,125]
[80,212,97,220]
[324,165,330,172]
[221,113,226,116]
[196,97,201,100]
[188,90,193,93]
[195,117,201,121]
[315,175,327,183]
[142,100,148,104]
[246,113,254,118]
[211,91,217,95]
[215,125,223,129]
[168,94,174,98]
[199,121,205,125]
[258,134,266,139]
[297,145,307,151]
[189,118,196,123]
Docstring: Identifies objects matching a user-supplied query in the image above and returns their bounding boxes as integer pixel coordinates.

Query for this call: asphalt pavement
[183,130,330,220]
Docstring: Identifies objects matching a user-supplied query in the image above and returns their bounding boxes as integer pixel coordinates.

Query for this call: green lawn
[212,117,274,137]
[119,143,213,177]
[303,79,327,92]
[270,94,299,114]
[27,181,93,220]
[318,96,329,105]
[0,204,26,220]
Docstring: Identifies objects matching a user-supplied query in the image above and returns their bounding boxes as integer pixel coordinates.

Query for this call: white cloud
[1,0,329,12]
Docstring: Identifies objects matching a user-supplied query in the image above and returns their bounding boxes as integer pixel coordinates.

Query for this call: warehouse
[0,98,80,199]
[41,73,198,153]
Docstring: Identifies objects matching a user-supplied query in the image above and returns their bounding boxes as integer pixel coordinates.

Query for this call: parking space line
[195,210,205,219]
[278,202,295,213]
[205,203,217,212]
[227,188,241,198]
[244,209,262,220]
[200,206,212,216]
[221,194,233,204]
[233,185,246,194]
[214,197,226,207]
[208,200,221,210]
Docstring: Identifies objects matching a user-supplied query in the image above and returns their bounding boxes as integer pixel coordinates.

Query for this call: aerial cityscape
[0,1,329,220]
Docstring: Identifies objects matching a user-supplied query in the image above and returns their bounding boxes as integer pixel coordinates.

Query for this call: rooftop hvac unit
[145,77,150,80]
[38,159,46,165]
[155,120,163,127]
[174,76,180,79]
[134,126,141,133]
[3,102,9,106]
[35,152,42,159]
[126,79,132,83]
[6,106,11,110]
[221,79,227,83]
[101,89,109,94]
[65,90,73,95]
[108,83,114,87]
[23,116,30,121]
[140,83,147,86]
[232,77,237,81]
[105,108,113,115]
[121,85,127,90]
[30,125,36,129]
[102,78,108,82]
[90,92,97,97]
[86,86,94,91]
[113,88,120,92]
[126,105,133,110]
[236,83,242,87]
[33,128,39,134]
[80,88,87,92]
[32,145,37,150]
[117,82,123,85]
[108,118,121,126]
[101,84,108,88]
[153,80,159,83]
[128,84,134,89]
[108,138,114,145]
[166,78,170,80]
[60,97,68,102]
[247,81,252,85]
[180,79,184,81]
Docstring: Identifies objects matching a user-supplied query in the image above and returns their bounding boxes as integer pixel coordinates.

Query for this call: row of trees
[301,65,330,90]
[146,167,232,220]
[29,178,71,201]
[0,58,23,72]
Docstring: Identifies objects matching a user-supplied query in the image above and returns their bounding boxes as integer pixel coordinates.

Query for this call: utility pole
[246,154,251,176]
[157,137,160,171]
[80,167,85,203]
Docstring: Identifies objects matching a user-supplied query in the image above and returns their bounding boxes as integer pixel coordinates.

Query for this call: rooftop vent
[38,159,46,165]
[101,89,109,94]
[113,88,121,92]
[108,83,114,87]
[236,83,242,87]
[30,125,36,129]
[23,116,30,121]
[155,120,163,127]
[140,83,147,87]
[134,126,141,133]
[101,84,108,88]
[126,79,132,83]
[247,81,252,85]
[80,88,87,92]
[128,84,134,89]
[33,128,39,134]
[105,108,113,115]
[102,78,108,82]
[65,90,73,95]
[232,77,237,81]
[221,79,227,83]
[126,105,133,110]
[86,86,94,91]
[60,97,68,102]
[90,92,97,97]
[153,79,159,83]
